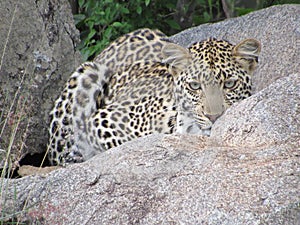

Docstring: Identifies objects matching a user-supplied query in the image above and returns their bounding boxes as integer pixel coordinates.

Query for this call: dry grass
[0,4,45,224]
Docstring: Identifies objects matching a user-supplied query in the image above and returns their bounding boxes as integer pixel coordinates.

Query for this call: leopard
[48,28,261,166]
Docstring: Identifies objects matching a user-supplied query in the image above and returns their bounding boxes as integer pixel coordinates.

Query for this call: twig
[221,0,232,19]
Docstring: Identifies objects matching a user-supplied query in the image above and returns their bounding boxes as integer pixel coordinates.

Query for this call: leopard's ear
[233,39,261,73]
[162,43,192,75]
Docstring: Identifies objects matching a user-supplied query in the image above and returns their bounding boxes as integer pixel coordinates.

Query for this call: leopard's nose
[205,113,222,123]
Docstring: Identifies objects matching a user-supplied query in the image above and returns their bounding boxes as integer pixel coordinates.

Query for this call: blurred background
[67,0,299,60]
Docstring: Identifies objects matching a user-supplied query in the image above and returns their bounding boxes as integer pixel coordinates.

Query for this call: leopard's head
[162,38,261,134]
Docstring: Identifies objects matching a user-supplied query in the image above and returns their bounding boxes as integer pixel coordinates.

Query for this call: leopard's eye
[224,79,237,89]
[188,81,202,90]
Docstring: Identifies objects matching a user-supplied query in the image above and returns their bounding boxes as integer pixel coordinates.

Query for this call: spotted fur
[48,28,260,165]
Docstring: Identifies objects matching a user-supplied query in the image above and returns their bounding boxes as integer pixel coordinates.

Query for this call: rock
[211,74,300,147]
[1,4,299,225]
[0,0,81,163]
[1,73,299,224]
[17,165,59,177]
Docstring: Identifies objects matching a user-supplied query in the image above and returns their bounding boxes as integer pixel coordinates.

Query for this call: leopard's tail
[48,62,112,165]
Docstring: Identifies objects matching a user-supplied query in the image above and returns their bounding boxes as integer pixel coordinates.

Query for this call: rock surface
[211,74,300,148]
[1,4,300,225]
[2,75,299,224]
[0,0,81,162]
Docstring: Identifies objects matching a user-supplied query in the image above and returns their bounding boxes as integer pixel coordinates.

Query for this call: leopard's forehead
[190,38,233,50]
[185,38,242,83]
